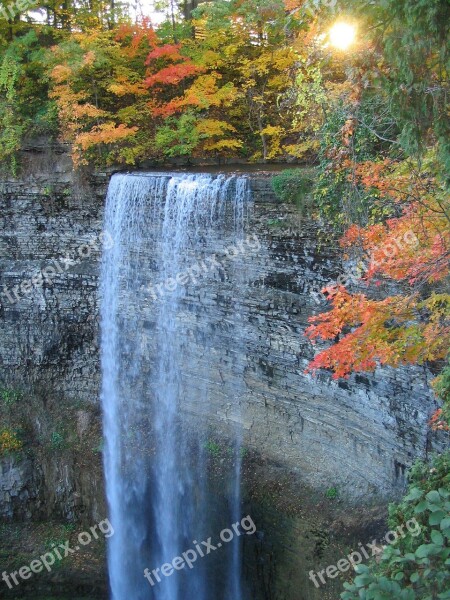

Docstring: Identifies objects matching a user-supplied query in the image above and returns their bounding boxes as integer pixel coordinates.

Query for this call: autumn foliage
[306,150,449,372]
[0,0,448,426]
[0,428,23,455]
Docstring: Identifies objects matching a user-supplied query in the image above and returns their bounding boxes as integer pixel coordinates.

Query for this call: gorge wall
[0,144,443,524]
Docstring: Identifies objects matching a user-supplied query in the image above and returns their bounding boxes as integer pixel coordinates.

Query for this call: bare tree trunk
[256,111,268,162]
[108,0,115,29]
[182,0,198,21]
[170,0,177,42]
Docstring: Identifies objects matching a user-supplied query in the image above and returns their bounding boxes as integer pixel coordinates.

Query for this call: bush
[50,430,66,450]
[341,452,450,600]
[204,439,221,457]
[0,428,23,455]
[431,357,450,429]
[325,486,339,500]
[0,388,22,406]
[271,168,314,208]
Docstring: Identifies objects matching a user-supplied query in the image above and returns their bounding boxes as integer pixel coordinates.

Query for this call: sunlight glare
[329,22,357,51]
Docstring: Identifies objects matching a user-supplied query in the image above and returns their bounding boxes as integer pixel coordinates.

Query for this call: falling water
[100,172,251,600]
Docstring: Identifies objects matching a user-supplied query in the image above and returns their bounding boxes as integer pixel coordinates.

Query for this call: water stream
[100,173,251,600]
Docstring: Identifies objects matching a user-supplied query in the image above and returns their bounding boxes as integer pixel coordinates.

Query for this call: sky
[28,0,167,25]
[130,0,166,24]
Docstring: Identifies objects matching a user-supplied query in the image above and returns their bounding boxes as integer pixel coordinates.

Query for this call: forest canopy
[0,0,444,171]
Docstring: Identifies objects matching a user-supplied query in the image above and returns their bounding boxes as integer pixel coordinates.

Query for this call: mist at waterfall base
[100,173,252,600]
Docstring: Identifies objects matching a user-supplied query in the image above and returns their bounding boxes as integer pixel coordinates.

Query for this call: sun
[329,22,357,51]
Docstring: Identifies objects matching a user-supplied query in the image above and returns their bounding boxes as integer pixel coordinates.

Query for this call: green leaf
[415,543,439,558]
[430,511,447,526]
[406,487,424,501]
[431,530,444,545]
[426,490,441,503]
[415,544,430,558]
[414,500,428,513]
[354,564,370,574]
[355,574,372,586]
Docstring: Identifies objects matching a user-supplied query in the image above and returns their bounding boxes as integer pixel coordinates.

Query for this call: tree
[47,24,157,166]
[0,50,23,174]
[305,0,449,430]
[342,0,450,180]
[0,29,56,175]
[306,153,449,379]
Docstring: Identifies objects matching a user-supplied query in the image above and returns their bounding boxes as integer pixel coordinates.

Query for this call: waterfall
[100,172,251,600]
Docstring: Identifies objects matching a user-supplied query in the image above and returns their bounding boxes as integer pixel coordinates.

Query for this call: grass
[204,439,221,457]
[325,486,339,500]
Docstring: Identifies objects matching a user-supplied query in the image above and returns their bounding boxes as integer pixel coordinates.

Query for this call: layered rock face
[0,146,442,521]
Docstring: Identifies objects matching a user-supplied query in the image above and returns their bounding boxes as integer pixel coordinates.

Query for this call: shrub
[0,428,23,455]
[325,486,339,500]
[0,388,22,406]
[341,452,450,600]
[50,430,66,450]
[431,357,450,430]
[204,439,221,457]
[271,168,314,209]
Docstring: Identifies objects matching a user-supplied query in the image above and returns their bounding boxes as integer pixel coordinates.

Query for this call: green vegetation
[204,438,248,459]
[240,446,249,458]
[44,536,66,566]
[93,437,104,454]
[204,439,221,457]
[0,387,22,406]
[325,487,339,500]
[271,168,315,211]
[312,96,395,228]
[49,430,66,451]
[342,452,450,599]
[431,357,450,429]
[0,427,23,455]
[0,384,102,469]
[267,218,284,228]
